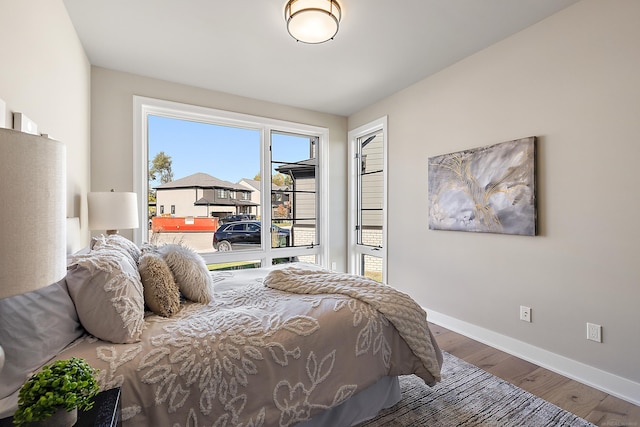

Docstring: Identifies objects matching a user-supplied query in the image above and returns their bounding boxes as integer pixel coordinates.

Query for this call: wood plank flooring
[429,323,640,427]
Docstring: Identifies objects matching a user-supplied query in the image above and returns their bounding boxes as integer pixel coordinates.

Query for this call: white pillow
[91,234,141,265]
[157,244,213,304]
[66,248,145,343]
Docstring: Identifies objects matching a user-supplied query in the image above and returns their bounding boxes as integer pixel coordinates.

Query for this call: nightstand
[0,387,121,427]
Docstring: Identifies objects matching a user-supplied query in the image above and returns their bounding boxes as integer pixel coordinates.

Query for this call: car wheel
[217,241,232,252]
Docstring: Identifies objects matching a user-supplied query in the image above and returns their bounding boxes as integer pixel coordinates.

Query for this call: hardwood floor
[429,323,640,427]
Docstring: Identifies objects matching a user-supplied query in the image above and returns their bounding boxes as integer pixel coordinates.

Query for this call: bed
[0,235,442,426]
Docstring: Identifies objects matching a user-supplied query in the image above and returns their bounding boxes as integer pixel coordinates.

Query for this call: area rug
[357,351,595,427]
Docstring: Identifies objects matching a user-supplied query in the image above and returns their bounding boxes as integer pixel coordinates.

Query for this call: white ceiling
[63,0,579,117]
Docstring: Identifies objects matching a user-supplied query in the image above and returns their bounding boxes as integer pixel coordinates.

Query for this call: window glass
[362,254,383,283]
[148,115,260,252]
[348,117,387,282]
[358,133,384,247]
[137,97,328,270]
[271,131,318,249]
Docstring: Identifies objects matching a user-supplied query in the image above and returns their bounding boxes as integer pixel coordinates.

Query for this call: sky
[148,115,312,186]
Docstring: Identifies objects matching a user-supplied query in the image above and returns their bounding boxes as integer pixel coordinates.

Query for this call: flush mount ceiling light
[285,0,342,44]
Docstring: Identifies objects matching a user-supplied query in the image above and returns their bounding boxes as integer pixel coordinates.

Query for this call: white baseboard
[426,309,640,406]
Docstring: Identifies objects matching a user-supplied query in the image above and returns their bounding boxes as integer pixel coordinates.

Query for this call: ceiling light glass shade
[285,0,342,44]
[88,191,139,234]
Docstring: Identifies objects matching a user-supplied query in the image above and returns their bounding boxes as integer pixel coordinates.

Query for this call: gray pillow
[66,248,145,344]
[0,279,84,400]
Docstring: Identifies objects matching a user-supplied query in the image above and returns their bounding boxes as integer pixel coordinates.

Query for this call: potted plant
[13,357,99,427]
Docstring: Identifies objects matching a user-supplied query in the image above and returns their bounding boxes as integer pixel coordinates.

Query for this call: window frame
[347,117,388,282]
[133,96,330,268]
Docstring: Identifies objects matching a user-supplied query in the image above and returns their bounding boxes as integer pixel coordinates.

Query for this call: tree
[148,152,172,222]
[254,172,292,186]
[272,172,292,187]
[149,151,174,184]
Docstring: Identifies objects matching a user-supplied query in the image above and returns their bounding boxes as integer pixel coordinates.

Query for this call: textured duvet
[54,267,442,426]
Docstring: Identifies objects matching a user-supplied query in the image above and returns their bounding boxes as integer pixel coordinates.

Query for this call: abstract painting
[428,137,537,235]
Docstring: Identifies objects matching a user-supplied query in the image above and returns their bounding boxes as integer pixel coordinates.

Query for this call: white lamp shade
[285,0,341,44]
[0,128,66,299]
[88,191,139,232]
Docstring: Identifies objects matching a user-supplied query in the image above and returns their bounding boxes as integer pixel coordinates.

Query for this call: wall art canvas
[428,136,537,236]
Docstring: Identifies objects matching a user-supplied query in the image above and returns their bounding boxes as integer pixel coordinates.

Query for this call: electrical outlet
[587,323,602,343]
[520,306,531,322]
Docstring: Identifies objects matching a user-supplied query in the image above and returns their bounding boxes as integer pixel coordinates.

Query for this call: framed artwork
[428,136,537,236]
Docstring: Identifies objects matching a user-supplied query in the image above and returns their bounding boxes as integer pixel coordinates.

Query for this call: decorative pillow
[138,253,181,317]
[66,248,145,343]
[0,279,84,400]
[157,244,213,304]
[140,243,159,255]
[91,234,141,265]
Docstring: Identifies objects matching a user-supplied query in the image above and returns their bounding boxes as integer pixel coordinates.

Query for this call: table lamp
[0,128,66,374]
[88,190,139,235]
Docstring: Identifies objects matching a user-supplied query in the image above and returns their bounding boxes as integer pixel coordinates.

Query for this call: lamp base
[105,230,119,235]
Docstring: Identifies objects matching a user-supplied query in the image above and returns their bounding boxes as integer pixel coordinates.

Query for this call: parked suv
[220,214,256,224]
[212,221,290,251]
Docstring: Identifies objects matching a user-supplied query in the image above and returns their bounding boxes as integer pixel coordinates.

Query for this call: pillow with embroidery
[157,244,213,304]
[138,252,181,317]
[91,234,141,265]
[66,248,144,343]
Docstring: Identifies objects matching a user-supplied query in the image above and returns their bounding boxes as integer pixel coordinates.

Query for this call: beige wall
[349,0,640,402]
[90,67,348,268]
[156,189,208,218]
[0,0,91,243]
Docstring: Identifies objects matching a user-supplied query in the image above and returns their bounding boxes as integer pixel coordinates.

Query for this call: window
[134,96,329,270]
[348,117,387,282]
[270,131,318,264]
[170,205,175,215]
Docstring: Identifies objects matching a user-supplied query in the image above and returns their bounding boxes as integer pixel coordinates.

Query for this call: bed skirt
[296,376,401,427]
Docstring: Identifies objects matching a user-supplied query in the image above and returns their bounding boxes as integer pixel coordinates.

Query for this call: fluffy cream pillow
[157,244,213,304]
[66,248,145,343]
[139,253,181,317]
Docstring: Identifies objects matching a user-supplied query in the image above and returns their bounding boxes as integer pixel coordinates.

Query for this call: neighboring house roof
[239,178,260,191]
[155,172,250,192]
[276,159,316,179]
[194,197,258,206]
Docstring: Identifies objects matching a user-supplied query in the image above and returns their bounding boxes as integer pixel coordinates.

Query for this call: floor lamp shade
[0,128,66,299]
[88,191,139,234]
